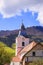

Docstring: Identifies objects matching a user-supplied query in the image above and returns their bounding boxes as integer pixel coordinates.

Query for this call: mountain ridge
[0,26,43,37]
[0,26,43,46]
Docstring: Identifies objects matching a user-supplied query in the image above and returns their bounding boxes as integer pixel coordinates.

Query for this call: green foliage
[12,43,16,49]
[0,42,6,47]
[12,43,16,54]
[0,42,15,65]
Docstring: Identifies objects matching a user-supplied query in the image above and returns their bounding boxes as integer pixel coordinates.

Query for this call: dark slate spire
[18,22,28,38]
[21,23,25,31]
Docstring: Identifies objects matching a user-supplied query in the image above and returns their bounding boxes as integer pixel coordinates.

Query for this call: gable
[31,43,43,50]
[25,44,43,56]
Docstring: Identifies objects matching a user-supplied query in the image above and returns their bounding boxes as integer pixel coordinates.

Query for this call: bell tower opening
[22,42,25,46]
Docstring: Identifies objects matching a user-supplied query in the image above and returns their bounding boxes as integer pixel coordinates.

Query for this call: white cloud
[0,0,43,25]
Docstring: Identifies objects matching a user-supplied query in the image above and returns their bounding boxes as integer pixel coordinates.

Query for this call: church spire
[21,19,25,31]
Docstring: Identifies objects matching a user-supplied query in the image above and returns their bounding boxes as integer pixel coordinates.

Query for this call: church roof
[21,23,25,30]
[18,23,28,38]
[18,30,28,38]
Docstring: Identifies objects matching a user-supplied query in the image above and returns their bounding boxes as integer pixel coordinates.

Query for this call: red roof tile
[12,56,21,62]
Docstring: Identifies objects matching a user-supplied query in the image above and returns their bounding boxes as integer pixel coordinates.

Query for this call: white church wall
[16,36,29,55]
[16,36,29,47]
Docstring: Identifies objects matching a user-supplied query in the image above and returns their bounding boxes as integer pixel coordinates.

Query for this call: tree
[0,42,15,65]
[12,43,16,49]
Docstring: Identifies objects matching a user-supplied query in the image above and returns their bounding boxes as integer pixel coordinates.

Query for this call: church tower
[16,23,29,55]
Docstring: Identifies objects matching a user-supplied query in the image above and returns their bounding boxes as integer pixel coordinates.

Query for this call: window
[32,52,35,56]
[25,57,28,62]
[26,57,28,62]
[22,42,25,46]
[42,51,43,56]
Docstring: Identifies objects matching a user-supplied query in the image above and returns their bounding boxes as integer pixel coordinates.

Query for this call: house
[10,23,43,65]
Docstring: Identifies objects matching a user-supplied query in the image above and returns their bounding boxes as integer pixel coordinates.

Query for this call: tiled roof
[12,56,21,62]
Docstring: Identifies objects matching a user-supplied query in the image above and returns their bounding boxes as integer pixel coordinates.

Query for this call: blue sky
[0,0,43,30]
[0,11,40,30]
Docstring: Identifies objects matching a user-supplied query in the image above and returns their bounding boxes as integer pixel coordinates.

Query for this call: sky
[0,0,43,30]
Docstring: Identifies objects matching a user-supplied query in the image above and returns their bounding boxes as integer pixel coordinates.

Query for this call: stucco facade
[25,44,43,62]
[16,36,29,55]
